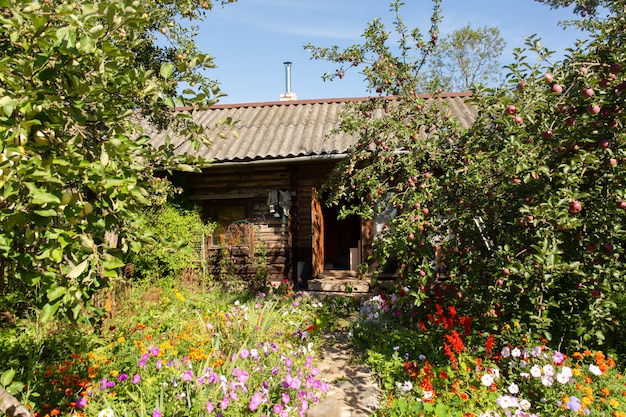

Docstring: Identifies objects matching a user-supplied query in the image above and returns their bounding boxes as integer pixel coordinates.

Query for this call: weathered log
[0,385,34,417]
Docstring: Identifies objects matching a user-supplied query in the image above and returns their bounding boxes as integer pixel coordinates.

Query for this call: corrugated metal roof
[144,92,477,164]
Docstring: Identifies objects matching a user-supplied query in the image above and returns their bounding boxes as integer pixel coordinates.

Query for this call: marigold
[603,388,611,397]
[609,398,620,408]
[459,392,470,401]
[573,352,584,360]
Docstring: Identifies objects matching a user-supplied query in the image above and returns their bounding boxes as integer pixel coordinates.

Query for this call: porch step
[307,271,370,293]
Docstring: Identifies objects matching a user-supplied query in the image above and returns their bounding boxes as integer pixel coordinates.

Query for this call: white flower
[530,365,542,378]
[496,395,519,409]
[508,383,519,394]
[589,364,602,376]
[511,347,522,358]
[542,364,555,377]
[501,346,511,358]
[541,375,554,387]
[557,367,573,384]
[423,390,434,400]
[397,380,413,392]
[481,373,495,387]
[519,399,532,411]
[98,409,115,417]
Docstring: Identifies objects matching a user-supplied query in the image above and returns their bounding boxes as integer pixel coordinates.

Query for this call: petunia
[75,397,87,409]
[480,373,494,387]
[152,408,162,417]
[206,401,214,413]
[249,392,264,411]
[132,374,141,384]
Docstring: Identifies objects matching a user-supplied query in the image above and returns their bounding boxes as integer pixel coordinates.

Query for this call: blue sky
[197,0,586,104]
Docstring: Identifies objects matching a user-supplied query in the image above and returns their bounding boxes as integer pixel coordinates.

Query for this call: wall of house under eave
[174,164,293,283]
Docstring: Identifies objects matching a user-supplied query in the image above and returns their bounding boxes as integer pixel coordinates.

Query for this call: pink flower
[132,374,141,384]
[182,370,194,382]
[220,396,229,410]
[205,401,214,413]
[249,392,264,411]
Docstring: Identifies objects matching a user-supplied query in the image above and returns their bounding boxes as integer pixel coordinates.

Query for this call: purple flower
[249,392,264,411]
[152,408,162,417]
[232,367,249,384]
[182,370,194,382]
[240,349,250,359]
[155,360,162,370]
[566,396,582,412]
[149,346,160,357]
[220,396,229,410]
[552,351,565,365]
[118,373,128,382]
[138,353,149,367]
[75,397,87,409]
[132,374,141,384]
[100,377,115,391]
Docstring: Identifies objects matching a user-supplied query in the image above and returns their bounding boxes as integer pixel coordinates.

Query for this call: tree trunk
[0,385,34,417]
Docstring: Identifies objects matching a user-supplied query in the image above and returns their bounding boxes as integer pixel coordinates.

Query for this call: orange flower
[50,409,60,416]
[459,392,470,401]
[573,352,584,360]
[602,388,611,397]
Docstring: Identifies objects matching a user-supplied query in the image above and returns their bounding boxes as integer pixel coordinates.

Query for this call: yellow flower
[609,398,620,408]
[110,370,119,377]
[582,396,594,408]
[174,288,185,302]
[117,337,125,343]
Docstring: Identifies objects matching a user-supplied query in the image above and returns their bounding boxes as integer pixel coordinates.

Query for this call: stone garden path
[307,330,381,417]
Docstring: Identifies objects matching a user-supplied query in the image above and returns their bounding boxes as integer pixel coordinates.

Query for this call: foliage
[0,283,334,417]
[419,24,506,92]
[307,0,626,353]
[0,0,234,322]
[126,199,216,282]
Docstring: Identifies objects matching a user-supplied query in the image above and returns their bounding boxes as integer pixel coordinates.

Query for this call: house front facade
[146,93,477,291]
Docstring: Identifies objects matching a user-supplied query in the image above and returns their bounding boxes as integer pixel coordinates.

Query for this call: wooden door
[311,187,324,276]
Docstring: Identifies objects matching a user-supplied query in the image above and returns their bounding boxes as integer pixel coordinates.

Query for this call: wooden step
[307,271,370,293]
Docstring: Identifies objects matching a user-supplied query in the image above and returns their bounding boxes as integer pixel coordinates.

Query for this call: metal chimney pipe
[284,62,292,93]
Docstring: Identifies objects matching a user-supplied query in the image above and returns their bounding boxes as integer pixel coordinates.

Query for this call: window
[204,200,251,247]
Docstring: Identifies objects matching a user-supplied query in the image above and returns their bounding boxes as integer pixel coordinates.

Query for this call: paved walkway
[307,330,381,417]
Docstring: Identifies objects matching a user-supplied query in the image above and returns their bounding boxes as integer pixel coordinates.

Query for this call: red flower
[485,334,495,355]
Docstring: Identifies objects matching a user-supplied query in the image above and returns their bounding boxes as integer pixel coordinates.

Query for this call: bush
[127,203,215,282]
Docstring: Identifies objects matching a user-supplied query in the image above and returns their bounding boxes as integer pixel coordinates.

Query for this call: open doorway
[322,205,361,270]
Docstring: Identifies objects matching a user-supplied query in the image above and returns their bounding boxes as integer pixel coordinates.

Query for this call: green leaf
[40,302,60,323]
[30,189,61,205]
[160,62,175,80]
[0,96,16,117]
[34,208,58,217]
[47,286,66,302]
[1,369,16,387]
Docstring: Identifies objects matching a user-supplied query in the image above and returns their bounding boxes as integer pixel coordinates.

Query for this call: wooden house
[146,93,477,292]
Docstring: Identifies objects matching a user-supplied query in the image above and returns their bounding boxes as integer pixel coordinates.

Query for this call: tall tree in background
[420,24,505,91]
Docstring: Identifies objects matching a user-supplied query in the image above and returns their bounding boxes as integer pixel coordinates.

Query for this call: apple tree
[0,0,234,322]
[452,0,626,350]
[308,0,625,353]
